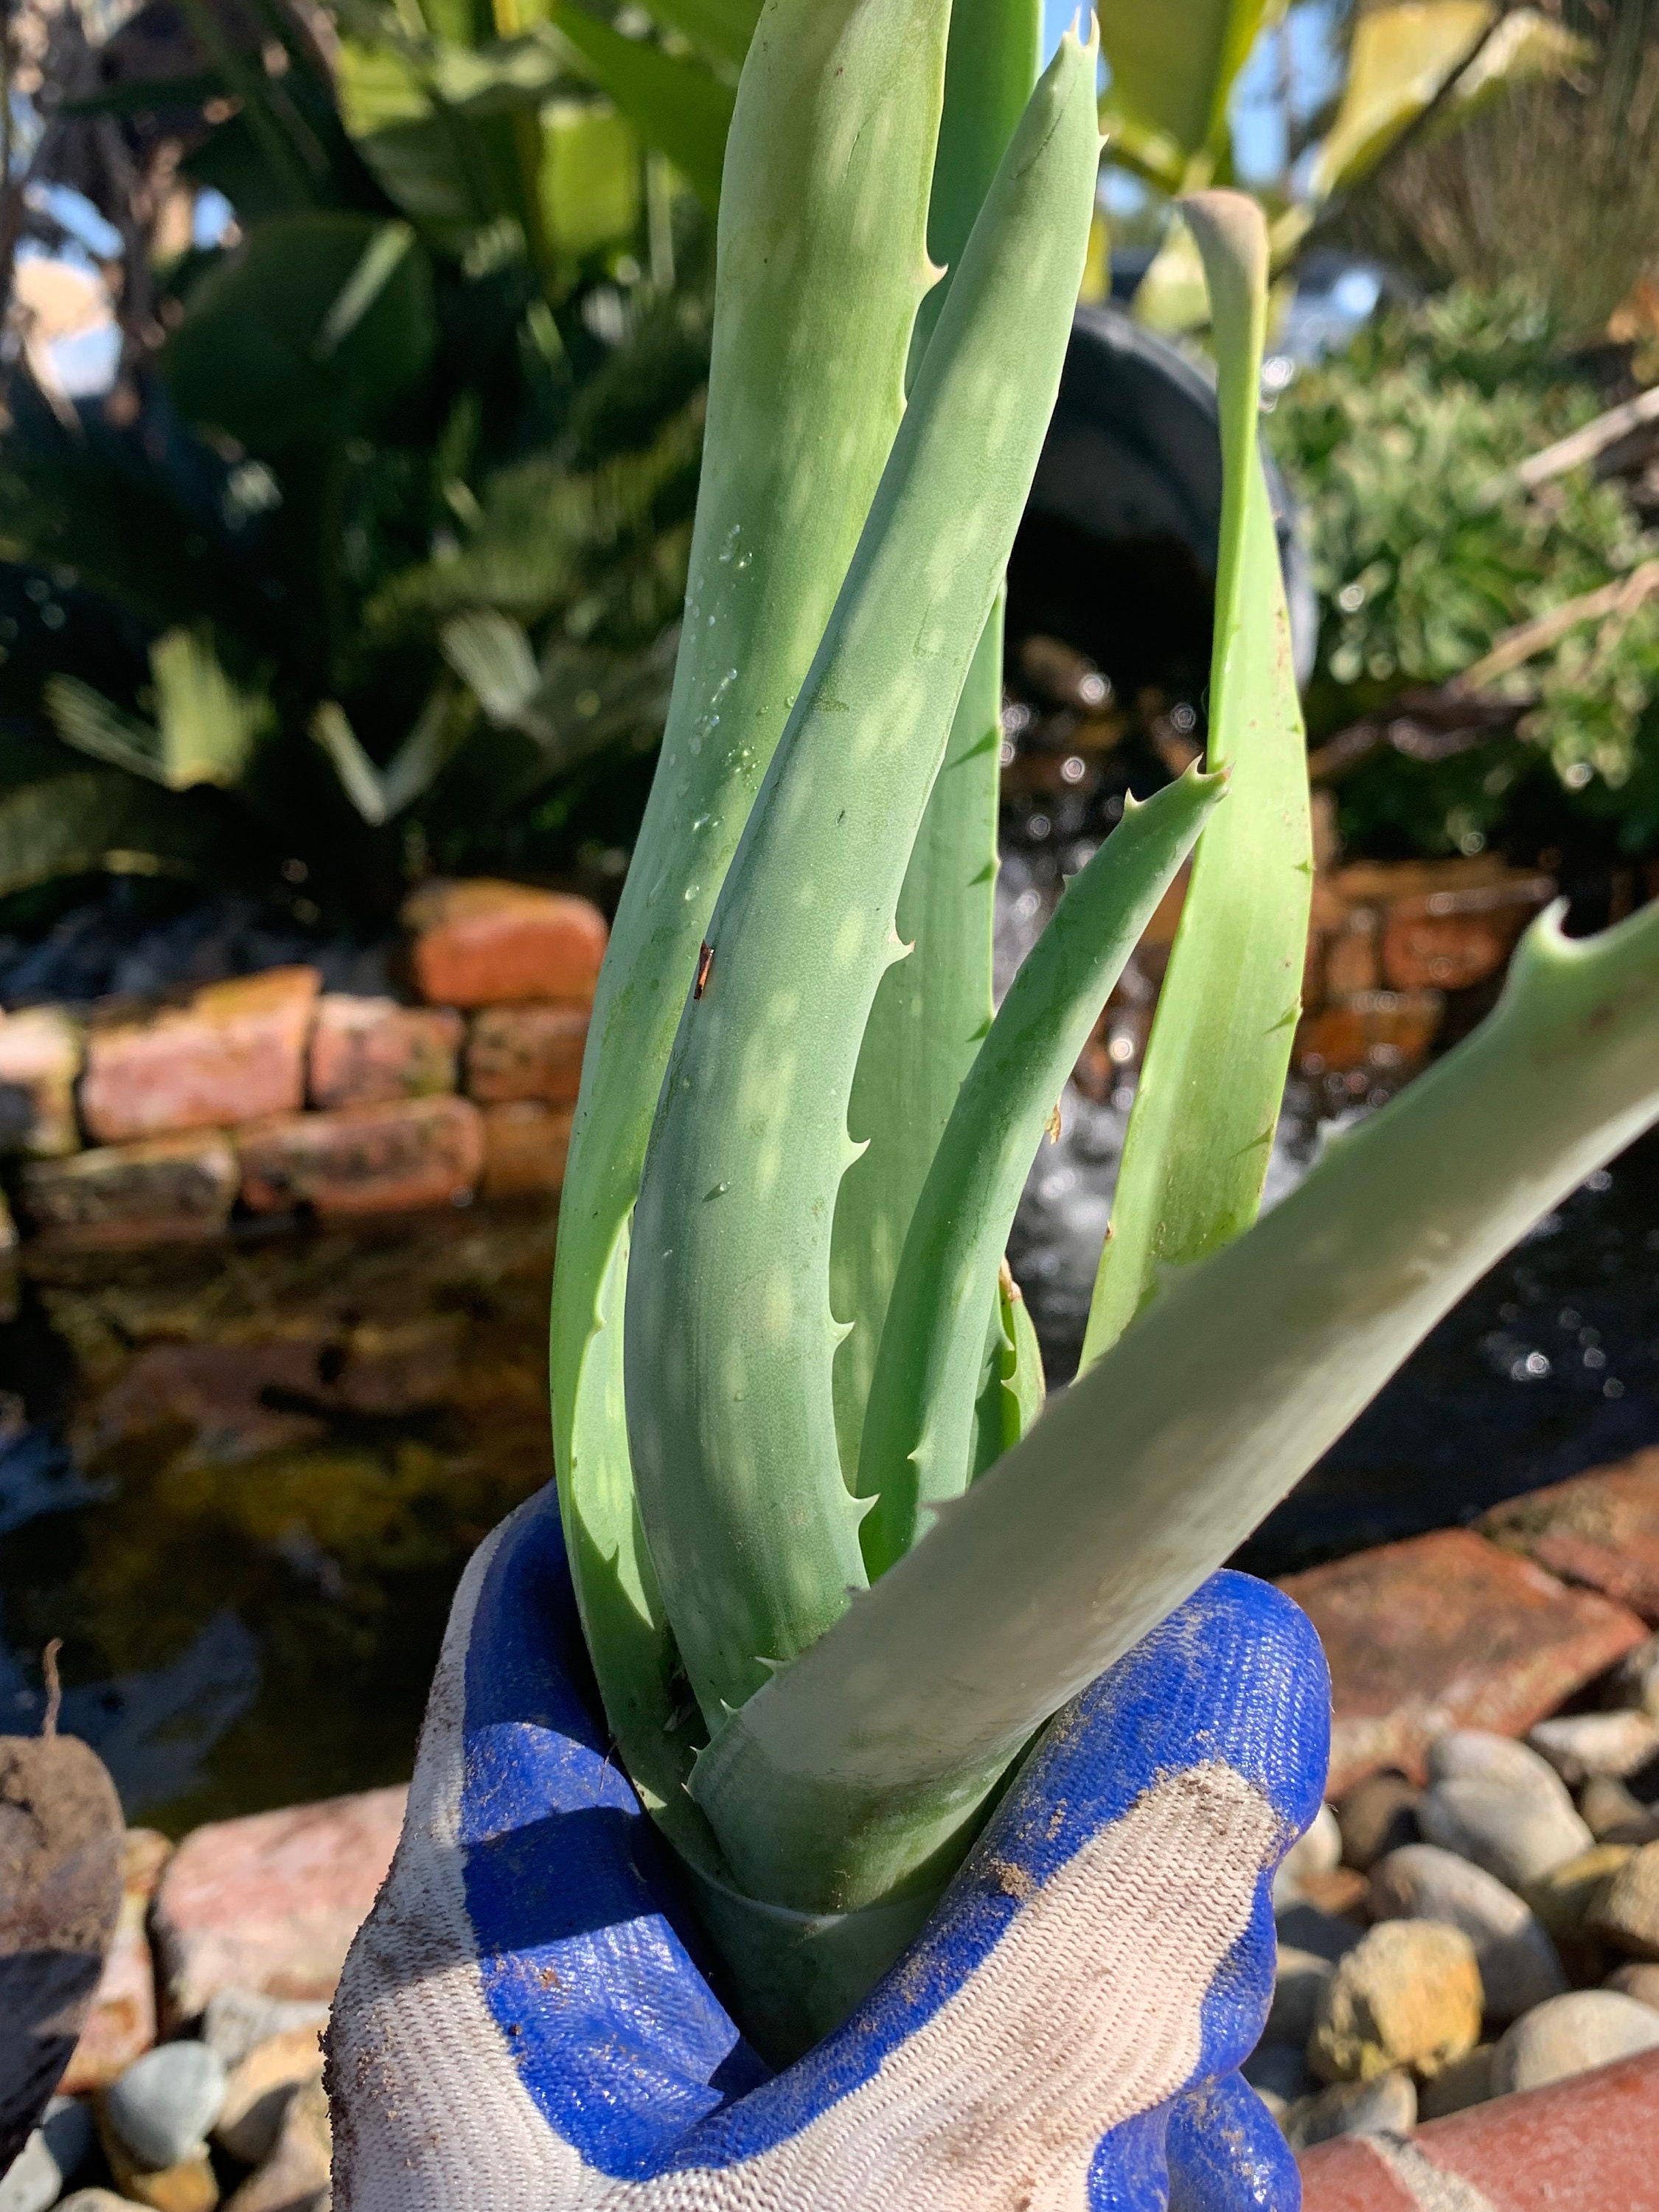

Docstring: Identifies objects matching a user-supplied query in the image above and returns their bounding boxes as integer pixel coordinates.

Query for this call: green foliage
[1266,283,1659,855]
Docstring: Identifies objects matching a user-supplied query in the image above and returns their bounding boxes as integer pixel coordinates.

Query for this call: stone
[1581,1774,1659,1846]
[1529,1710,1659,1786]
[1608,1632,1659,1716]
[0,1730,123,2170]
[1368,1844,1566,2023]
[1492,1988,1659,2095]
[1419,1774,1594,1891]
[1483,1448,1659,1624]
[237,1099,484,1220]
[1242,2041,1312,2110]
[1425,1728,1564,1792]
[60,1830,172,2092]
[307,996,462,1110]
[0,1007,83,1157]
[1320,908,1382,998]
[80,970,319,1145]
[100,2143,218,2212]
[101,2044,226,2171]
[1294,1868,1372,1919]
[1591,1839,1659,1958]
[1414,2043,1495,2121]
[1276,1902,1365,1965]
[199,1992,332,2073]
[1298,2045,1659,2208]
[58,2196,150,2211]
[465,1003,589,1107]
[18,1135,239,1251]
[1268,1949,1335,2046]
[223,2076,328,2212]
[1278,1529,1647,1796]
[1527,1843,1634,1955]
[1294,990,1442,1082]
[1273,1805,1343,1907]
[214,2027,324,2166]
[479,1101,574,1200]
[153,1786,406,2025]
[1309,1919,1482,2084]
[1287,2070,1417,2152]
[1380,879,1543,994]
[1336,1772,1422,1872]
[0,2098,94,2212]
[1605,1961,1659,2010]
[403,879,607,1007]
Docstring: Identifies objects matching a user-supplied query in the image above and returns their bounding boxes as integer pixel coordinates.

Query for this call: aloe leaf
[627,32,1102,1730]
[695,896,1659,1911]
[1081,192,1312,1368]
[830,0,1042,1490]
[856,767,1225,1577]
[998,1265,1045,1450]
[548,0,956,1814]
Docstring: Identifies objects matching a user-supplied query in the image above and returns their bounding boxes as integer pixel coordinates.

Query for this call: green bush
[1267,283,1659,860]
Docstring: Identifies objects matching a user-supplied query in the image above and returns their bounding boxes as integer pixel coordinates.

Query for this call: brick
[465,1002,589,1107]
[1482,1450,1659,1624]
[237,1097,484,1220]
[0,1005,82,1157]
[403,878,607,1007]
[18,1133,238,1249]
[1280,1529,1649,1798]
[1381,874,1553,994]
[80,969,320,1144]
[151,1785,406,2025]
[1322,907,1383,998]
[1295,989,1444,1079]
[60,1829,170,2093]
[1302,2045,1659,2210]
[307,995,462,1110]
[481,1101,574,1199]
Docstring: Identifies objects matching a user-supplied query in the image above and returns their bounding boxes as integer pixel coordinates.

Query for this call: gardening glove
[327,1481,1329,2211]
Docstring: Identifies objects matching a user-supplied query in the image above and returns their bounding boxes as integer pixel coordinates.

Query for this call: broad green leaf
[1098,103,1188,195]
[1307,0,1493,203]
[694,895,1659,1911]
[310,685,462,824]
[0,771,218,900]
[554,5,734,209]
[856,768,1223,1578]
[626,32,1100,1728]
[46,630,267,792]
[540,98,642,259]
[1099,0,1284,170]
[439,608,542,723]
[1083,193,1312,1366]
[548,0,961,1850]
[639,0,762,74]
[831,0,1041,1491]
[161,215,436,449]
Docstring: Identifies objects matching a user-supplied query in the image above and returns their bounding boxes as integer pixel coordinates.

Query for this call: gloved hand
[327,1483,1329,2211]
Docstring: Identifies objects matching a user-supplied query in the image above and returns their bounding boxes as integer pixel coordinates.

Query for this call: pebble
[1310,1919,1482,2084]
[0,2098,94,2212]
[102,2043,227,2172]
[1242,2042,1312,2109]
[1416,2043,1495,2121]
[1580,1773,1659,1846]
[1419,1773,1594,1889]
[1267,1947,1334,2046]
[58,2197,151,2211]
[1274,1901,1363,1964]
[1529,1711,1659,1787]
[1368,1843,1567,2022]
[1273,1804,1342,1907]
[1492,1988,1659,2094]
[1285,2070,1416,2152]
[1335,1772,1421,1871]
[101,2151,218,2212]
[199,1992,332,2073]
[1590,1839,1659,1958]
[223,2077,330,2212]
[1427,1729,1573,1795]
[1604,1961,1659,2009]
[215,2028,325,2166]
[1607,1634,1659,1717]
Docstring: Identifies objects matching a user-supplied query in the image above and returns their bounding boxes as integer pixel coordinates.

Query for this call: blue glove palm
[327,1485,1328,2211]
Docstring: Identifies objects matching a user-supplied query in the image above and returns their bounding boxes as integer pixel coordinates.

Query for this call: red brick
[465,1003,589,1107]
[1295,989,1444,1079]
[237,1096,484,1220]
[481,1101,574,1198]
[403,879,607,1007]
[1321,907,1383,998]
[307,994,462,1110]
[80,968,320,1144]
[1280,1528,1648,1798]
[18,1132,239,1249]
[59,1828,170,2092]
[151,1785,406,2025]
[1381,874,1553,995]
[1304,2047,1659,2210]
[0,1005,83,1157]
[1482,1450,1659,1624]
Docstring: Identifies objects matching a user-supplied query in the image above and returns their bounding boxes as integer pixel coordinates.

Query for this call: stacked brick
[0,880,606,1256]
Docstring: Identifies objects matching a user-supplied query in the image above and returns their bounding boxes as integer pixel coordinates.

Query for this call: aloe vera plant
[548,0,1659,2054]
